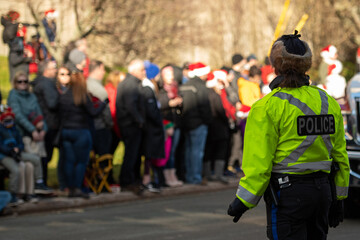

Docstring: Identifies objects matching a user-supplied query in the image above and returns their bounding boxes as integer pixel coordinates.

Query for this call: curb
[3,178,239,216]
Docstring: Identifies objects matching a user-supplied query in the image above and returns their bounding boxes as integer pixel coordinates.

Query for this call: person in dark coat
[203,70,232,184]
[116,59,146,191]
[31,60,59,185]
[140,61,165,192]
[179,62,212,184]
[1,11,33,81]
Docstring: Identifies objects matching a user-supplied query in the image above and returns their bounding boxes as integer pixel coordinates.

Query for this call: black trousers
[43,129,58,185]
[265,175,332,240]
[119,125,142,187]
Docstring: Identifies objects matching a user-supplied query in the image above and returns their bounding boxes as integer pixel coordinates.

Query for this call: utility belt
[266,171,330,207]
[271,171,329,189]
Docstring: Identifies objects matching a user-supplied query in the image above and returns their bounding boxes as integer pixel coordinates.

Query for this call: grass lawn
[0,55,11,103]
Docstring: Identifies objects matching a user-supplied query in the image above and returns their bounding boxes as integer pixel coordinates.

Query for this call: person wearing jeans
[184,124,208,184]
[58,68,106,199]
[62,129,92,192]
[180,62,212,184]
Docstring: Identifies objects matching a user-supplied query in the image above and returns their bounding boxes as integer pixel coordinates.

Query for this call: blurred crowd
[0,9,359,213]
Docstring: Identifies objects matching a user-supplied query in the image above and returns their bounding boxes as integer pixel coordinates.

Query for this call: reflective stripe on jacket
[236,85,350,208]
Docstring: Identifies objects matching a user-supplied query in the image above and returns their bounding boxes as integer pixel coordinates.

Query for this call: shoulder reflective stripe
[273,92,315,115]
[319,90,328,115]
[272,90,333,172]
[336,186,348,197]
[236,184,262,206]
[272,161,332,173]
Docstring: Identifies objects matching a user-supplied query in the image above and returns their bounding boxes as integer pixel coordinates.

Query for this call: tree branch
[26,1,63,64]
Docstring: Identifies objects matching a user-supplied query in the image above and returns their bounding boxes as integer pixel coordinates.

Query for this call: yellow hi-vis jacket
[236,85,350,209]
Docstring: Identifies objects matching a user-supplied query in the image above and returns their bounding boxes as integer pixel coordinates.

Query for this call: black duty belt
[271,172,329,189]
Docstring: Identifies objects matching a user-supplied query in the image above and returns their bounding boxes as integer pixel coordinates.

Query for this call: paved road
[0,189,359,240]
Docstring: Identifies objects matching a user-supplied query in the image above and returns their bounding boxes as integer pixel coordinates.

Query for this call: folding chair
[85,154,113,194]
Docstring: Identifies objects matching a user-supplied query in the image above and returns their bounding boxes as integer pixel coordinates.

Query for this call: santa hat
[320,45,337,60]
[188,62,211,78]
[206,70,228,88]
[0,106,15,121]
[327,60,343,75]
[213,70,227,81]
[236,105,251,118]
[206,72,216,88]
[45,9,59,19]
[357,47,360,65]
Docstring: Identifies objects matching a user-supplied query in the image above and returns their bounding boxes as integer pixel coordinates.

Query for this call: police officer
[227,31,350,240]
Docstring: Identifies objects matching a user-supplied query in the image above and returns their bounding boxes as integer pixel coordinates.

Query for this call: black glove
[10,149,21,163]
[227,197,249,223]
[328,200,344,228]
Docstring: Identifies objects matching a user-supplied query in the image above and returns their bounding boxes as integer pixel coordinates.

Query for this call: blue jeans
[0,191,11,212]
[184,124,208,184]
[61,129,92,189]
[165,128,181,169]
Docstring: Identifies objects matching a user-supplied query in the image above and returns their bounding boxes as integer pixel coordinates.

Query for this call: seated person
[0,105,52,203]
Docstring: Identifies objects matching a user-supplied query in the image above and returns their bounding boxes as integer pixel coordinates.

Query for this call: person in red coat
[104,70,126,153]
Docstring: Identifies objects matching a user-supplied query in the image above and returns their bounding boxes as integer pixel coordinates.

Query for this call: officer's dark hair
[270,30,312,88]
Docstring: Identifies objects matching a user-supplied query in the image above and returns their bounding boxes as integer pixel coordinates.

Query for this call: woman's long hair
[70,72,88,106]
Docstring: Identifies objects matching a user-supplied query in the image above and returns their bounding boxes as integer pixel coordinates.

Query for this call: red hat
[6,10,20,21]
[357,47,360,64]
[213,70,227,81]
[206,70,228,88]
[0,107,15,121]
[45,9,58,19]
[28,112,43,126]
[188,62,211,78]
[320,45,337,60]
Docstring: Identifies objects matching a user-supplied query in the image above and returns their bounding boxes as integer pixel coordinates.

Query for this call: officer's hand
[227,197,249,223]
[328,200,344,228]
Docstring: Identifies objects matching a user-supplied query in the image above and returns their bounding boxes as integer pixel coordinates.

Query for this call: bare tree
[87,0,197,67]
[26,0,107,64]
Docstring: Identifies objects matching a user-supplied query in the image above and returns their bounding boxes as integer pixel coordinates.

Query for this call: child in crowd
[0,105,51,205]
[23,112,47,159]
[0,106,24,205]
